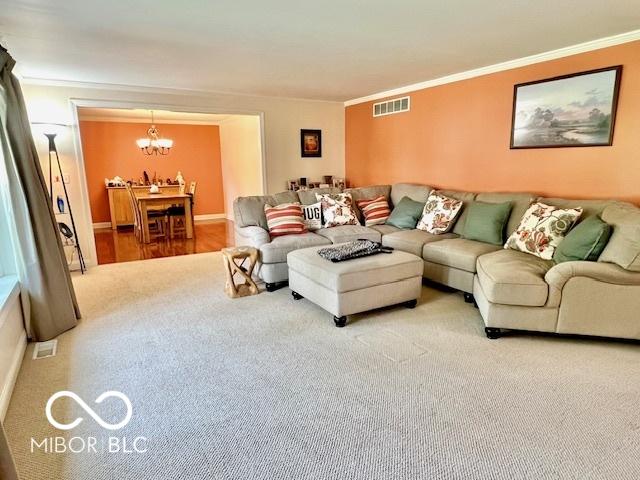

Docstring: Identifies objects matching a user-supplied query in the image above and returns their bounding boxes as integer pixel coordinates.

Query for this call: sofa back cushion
[234,191,300,229]
[598,202,640,272]
[298,187,342,205]
[390,183,432,208]
[435,189,476,235]
[475,192,536,236]
[537,197,611,222]
[345,185,391,221]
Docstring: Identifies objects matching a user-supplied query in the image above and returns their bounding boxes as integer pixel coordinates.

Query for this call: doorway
[72,104,265,265]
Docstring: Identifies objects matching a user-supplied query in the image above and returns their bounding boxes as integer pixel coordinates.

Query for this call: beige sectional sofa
[233,183,640,341]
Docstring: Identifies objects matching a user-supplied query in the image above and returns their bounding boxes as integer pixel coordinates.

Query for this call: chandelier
[136,111,173,155]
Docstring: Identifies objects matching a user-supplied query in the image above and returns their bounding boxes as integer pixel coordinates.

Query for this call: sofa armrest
[545,261,640,307]
[234,225,270,249]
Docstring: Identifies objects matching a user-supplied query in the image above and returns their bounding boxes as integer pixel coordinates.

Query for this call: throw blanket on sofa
[317,240,394,262]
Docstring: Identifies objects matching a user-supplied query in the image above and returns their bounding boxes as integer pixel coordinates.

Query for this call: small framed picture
[301,129,322,157]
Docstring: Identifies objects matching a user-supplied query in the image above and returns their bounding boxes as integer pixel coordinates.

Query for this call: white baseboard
[0,333,26,421]
[92,222,112,229]
[0,280,27,421]
[194,213,226,222]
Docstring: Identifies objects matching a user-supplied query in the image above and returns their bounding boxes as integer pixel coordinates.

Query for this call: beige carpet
[4,252,640,479]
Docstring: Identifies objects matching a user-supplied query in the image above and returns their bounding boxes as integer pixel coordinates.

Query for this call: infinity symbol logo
[45,391,133,431]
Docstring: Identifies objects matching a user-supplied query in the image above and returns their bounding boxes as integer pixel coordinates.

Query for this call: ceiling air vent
[373,96,410,117]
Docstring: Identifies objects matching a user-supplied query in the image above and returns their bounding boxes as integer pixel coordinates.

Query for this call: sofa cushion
[386,196,425,229]
[475,192,535,236]
[416,192,463,234]
[537,197,611,221]
[316,225,381,244]
[435,190,476,235]
[370,224,401,236]
[233,191,300,230]
[390,183,433,208]
[382,229,457,256]
[462,201,513,245]
[298,187,342,205]
[260,232,330,264]
[554,215,611,264]
[422,238,501,273]
[476,249,554,307]
[598,202,640,272]
[345,185,391,221]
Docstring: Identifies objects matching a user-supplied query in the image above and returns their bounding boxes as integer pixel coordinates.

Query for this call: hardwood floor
[94,219,235,265]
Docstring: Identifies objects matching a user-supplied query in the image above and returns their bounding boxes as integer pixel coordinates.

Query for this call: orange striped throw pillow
[264,202,308,237]
[356,196,391,226]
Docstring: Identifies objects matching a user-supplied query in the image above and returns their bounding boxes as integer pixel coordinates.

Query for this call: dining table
[136,192,193,244]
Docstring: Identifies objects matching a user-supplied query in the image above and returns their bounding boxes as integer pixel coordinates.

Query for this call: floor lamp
[44,131,86,274]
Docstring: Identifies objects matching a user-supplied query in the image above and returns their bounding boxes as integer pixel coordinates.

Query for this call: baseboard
[0,332,26,422]
[194,213,226,222]
[92,222,111,229]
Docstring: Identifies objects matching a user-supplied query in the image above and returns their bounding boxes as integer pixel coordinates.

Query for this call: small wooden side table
[222,247,260,298]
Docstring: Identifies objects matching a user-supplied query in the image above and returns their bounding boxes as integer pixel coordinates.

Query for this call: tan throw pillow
[264,202,308,237]
[504,202,583,260]
[316,193,359,228]
[416,192,463,234]
[356,196,391,226]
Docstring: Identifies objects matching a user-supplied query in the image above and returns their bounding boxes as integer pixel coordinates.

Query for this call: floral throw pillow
[316,193,359,228]
[416,193,463,234]
[504,202,583,259]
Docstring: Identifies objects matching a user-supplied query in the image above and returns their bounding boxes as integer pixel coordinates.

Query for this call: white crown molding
[79,115,226,126]
[17,75,342,105]
[344,29,640,107]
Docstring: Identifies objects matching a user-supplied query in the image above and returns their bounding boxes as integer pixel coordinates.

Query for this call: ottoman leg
[292,291,303,300]
[464,292,475,304]
[404,299,418,309]
[333,316,347,328]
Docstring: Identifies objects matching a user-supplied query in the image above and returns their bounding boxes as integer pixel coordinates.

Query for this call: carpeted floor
[4,252,640,479]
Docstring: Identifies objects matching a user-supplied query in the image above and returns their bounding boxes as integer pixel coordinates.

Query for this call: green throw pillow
[386,196,425,229]
[553,215,612,263]
[462,201,513,245]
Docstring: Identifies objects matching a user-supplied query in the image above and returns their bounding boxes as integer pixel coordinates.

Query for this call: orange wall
[346,40,640,204]
[80,121,225,223]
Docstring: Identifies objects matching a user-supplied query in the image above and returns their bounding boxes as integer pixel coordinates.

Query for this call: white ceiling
[2,0,639,102]
[77,107,232,124]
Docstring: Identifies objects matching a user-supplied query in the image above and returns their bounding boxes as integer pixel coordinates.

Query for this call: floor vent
[33,340,58,360]
[373,96,410,117]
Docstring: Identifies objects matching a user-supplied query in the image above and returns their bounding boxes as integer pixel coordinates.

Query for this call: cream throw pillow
[316,193,359,228]
[504,202,583,260]
[416,192,463,234]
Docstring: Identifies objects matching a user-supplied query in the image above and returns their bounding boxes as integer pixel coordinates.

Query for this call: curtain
[0,45,80,341]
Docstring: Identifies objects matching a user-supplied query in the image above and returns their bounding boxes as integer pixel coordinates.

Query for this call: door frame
[68,98,267,267]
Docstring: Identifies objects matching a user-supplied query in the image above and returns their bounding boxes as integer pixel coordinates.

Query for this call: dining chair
[168,181,196,238]
[126,184,167,241]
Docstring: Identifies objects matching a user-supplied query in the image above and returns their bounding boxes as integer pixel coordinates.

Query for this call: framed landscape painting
[510,66,622,149]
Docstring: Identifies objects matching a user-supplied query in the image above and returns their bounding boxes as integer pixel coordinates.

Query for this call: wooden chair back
[125,184,141,237]
[189,181,197,196]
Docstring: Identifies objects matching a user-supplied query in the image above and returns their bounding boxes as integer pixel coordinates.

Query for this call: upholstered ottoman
[287,244,423,327]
